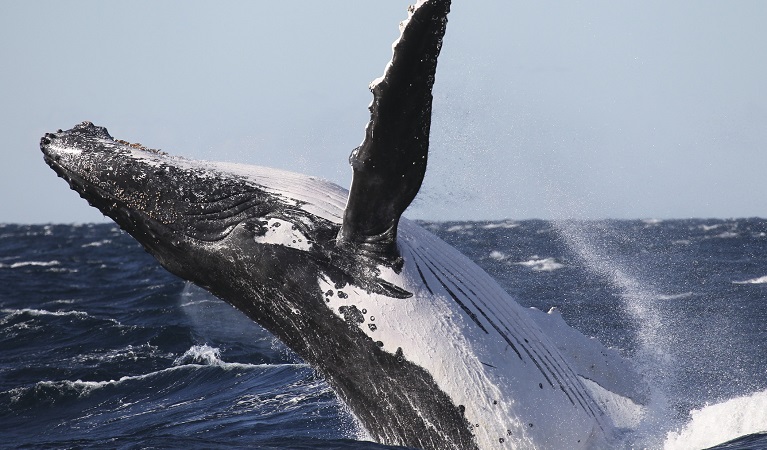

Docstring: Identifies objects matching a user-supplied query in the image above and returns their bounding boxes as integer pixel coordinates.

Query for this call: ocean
[1,219,765,449]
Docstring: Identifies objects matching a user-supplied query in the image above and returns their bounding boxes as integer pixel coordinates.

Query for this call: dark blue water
[1,220,766,449]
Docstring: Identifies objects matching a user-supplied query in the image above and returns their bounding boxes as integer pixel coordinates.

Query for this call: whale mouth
[42,127,127,222]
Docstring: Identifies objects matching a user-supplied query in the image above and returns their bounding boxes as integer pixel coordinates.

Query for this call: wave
[664,389,767,450]
[733,275,767,285]
[0,308,90,325]
[3,344,308,407]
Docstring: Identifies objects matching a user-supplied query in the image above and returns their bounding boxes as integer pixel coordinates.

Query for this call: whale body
[41,1,646,448]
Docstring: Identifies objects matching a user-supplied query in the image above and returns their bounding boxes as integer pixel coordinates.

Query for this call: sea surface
[1,219,766,449]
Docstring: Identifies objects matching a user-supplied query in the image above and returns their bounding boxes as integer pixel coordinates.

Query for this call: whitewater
[1,220,765,448]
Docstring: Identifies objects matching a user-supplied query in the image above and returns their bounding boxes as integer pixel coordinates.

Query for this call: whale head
[42,122,359,297]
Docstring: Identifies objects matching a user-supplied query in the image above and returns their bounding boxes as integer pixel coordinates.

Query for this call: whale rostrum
[41,1,648,448]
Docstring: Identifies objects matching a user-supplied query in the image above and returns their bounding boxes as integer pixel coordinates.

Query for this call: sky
[2,0,766,223]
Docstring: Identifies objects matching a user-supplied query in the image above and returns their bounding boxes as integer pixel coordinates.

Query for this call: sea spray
[552,219,679,447]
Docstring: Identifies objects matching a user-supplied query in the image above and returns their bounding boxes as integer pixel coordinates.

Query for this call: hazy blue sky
[2,1,765,223]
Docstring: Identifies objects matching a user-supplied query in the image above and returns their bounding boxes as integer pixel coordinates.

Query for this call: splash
[664,389,767,450]
[173,344,224,366]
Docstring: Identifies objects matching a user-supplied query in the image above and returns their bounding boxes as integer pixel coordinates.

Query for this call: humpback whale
[41,1,647,448]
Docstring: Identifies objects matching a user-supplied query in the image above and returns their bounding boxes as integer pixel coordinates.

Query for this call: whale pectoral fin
[338,0,451,260]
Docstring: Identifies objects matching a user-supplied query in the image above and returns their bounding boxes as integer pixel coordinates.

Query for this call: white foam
[445,223,474,232]
[0,260,60,269]
[664,389,767,450]
[516,257,564,272]
[489,250,506,261]
[655,292,694,300]
[733,275,767,285]
[81,239,112,248]
[482,221,519,230]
